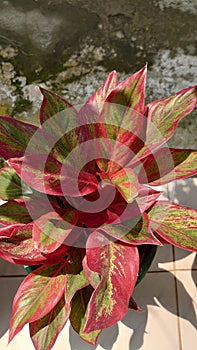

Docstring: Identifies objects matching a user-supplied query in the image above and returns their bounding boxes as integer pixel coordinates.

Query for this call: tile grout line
[172,246,183,350]
[147,268,197,274]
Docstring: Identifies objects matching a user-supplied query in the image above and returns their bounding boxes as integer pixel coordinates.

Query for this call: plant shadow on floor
[69,249,196,350]
[0,251,196,349]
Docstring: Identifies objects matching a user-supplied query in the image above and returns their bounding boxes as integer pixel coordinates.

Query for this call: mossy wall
[0,0,196,147]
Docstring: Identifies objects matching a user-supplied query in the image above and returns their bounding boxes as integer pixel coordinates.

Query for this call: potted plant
[0,66,196,350]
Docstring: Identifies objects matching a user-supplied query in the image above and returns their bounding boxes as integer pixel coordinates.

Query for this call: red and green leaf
[33,210,78,253]
[9,155,98,196]
[101,213,161,245]
[0,223,22,239]
[39,88,80,164]
[96,104,146,172]
[82,256,100,289]
[105,65,147,113]
[138,148,197,185]
[0,224,67,265]
[40,88,74,124]
[9,261,68,342]
[148,201,197,252]
[30,296,69,350]
[0,167,32,200]
[82,70,118,113]
[106,186,160,225]
[83,231,139,333]
[0,116,38,160]
[137,185,161,212]
[110,167,139,203]
[143,86,197,154]
[29,248,89,350]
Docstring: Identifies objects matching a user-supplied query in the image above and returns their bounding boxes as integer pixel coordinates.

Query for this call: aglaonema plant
[0,66,197,350]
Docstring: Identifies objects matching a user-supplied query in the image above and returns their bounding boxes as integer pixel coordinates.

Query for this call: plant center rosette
[0,66,197,350]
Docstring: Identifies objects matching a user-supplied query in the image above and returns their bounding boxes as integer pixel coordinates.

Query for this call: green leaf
[0,167,32,200]
[148,201,197,251]
[30,296,70,350]
[9,262,68,342]
[0,201,31,224]
[69,286,101,345]
[65,250,89,302]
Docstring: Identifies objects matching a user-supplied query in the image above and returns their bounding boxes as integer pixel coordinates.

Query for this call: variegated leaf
[148,201,197,251]
[39,88,80,164]
[96,104,146,172]
[138,148,197,185]
[0,224,67,265]
[109,167,138,203]
[106,186,161,224]
[101,213,161,245]
[106,66,147,113]
[137,86,197,161]
[82,70,118,113]
[0,223,22,239]
[9,262,68,342]
[33,210,78,253]
[83,231,139,333]
[82,256,100,289]
[0,116,38,160]
[40,88,74,124]
[9,155,98,196]
[30,296,69,350]
[29,247,88,350]
[0,167,32,200]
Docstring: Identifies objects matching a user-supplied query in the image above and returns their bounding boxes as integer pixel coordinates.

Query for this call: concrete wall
[0,0,197,147]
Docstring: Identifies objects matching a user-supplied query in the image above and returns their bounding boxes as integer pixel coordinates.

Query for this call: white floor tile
[174,247,197,270]
[122,271,180,350]
[0,271,181,350]
[172,178,197,209]
[0,277,23,340]
[175,270,197,350]
[0,259,27,276]
[149,245,174,272]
